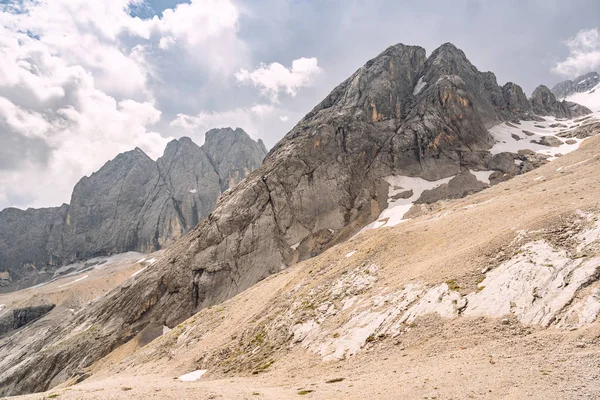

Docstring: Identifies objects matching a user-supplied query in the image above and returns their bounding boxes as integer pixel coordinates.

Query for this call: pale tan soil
[10,319,600,399]
[8,137,600,399]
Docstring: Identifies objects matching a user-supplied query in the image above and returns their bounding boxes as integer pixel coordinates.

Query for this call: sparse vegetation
[298,389,315,395]
[445,279,460,291]
[325,378,345,383]
[252,360,274,375]
[250,331,265,346]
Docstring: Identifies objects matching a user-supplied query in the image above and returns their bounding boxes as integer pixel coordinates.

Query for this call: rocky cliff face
[551,72,600,100]
[530,85,591,118]
[203,128,269,191]
[0,205,69,291]
[0,42,595,395]
[0,129,266,291]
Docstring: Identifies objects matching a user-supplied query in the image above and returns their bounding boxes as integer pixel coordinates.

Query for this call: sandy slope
[9,136,600,399]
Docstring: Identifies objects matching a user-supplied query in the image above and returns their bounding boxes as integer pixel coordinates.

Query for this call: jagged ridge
[0,42,595,395]
[0,129,267,292]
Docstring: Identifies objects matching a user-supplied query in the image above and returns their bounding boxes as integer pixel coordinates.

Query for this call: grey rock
[415,170,488,204]
[530,85,592,118]
[502,82,533,120]
[489,171,512,186]
[531,136,563,147]
[1,42,595,396]
[557,122,600,139]
[391,189,414,200]
[551,72,599,100]
[0,130,267,289]
[202,128,268,191]
[0,304,55,336]
[0,205,69,293]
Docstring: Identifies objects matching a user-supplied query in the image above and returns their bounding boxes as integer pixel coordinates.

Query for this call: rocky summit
[551,71,600,100]
[0,42,597,396]
[0,128,266,293]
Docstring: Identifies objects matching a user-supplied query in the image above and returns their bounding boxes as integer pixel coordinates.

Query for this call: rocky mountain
[551,71,600,100]
[0,42,597,396]
[0,129,266,292]
[530,85,591,118]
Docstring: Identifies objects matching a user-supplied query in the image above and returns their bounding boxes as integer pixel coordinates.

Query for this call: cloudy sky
[0,0,599,210]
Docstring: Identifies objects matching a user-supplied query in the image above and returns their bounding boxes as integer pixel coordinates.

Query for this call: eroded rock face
[203,128,269,191]
[0,304,55,336]
[530,85,591,118]
[0,42,595,396]
[0,205,69,292]
[551,72,600,100]
[502,82,533,119]
[0,130,267,290]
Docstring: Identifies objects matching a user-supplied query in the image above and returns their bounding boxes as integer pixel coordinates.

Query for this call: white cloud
[0,0,249,209]
[279,115,289,122]
[552,28,600,78]
[235,57,322,102]
[171,104,276,141]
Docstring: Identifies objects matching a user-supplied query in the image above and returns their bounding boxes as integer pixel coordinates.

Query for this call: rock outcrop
[0,304,55,337]
[0,205,69,291]
[551,72,600,100]
[202,128,269,191]
[0,129,266,292]
[530,85,591,118]
[0,42,595,396]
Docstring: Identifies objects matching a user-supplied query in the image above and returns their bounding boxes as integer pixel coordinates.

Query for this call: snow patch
[132,267,147,277]
[178,370,207,382]
[469,169,494,185]
[362,175,454,231]
[566,83,600,112]
[189,189,197,194]
[489,118,583,159]
[413,77,427,96]
[58,275,88,288]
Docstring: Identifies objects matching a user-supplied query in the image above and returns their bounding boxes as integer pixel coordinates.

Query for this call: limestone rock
[0,131,266,289]
[530,85,591,118]
[532,136,563,147]
[202,128,268,190]
[0,304,55,336]
[416,171,489,204]
[1,42,595,396]
[551,72,600,100]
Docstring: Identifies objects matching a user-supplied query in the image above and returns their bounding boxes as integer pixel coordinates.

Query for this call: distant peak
[429,42,469,61]
[204,127,251,144]
[121,147,151,161]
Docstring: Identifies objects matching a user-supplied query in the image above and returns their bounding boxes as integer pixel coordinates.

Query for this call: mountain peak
[551,71,600,100]
[204,127,253,145]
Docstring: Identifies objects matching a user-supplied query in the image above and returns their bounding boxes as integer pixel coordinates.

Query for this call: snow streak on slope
[489,117,585,159]
[361,175,454,230]
[363,112,600,235]
[566,83,600,112]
